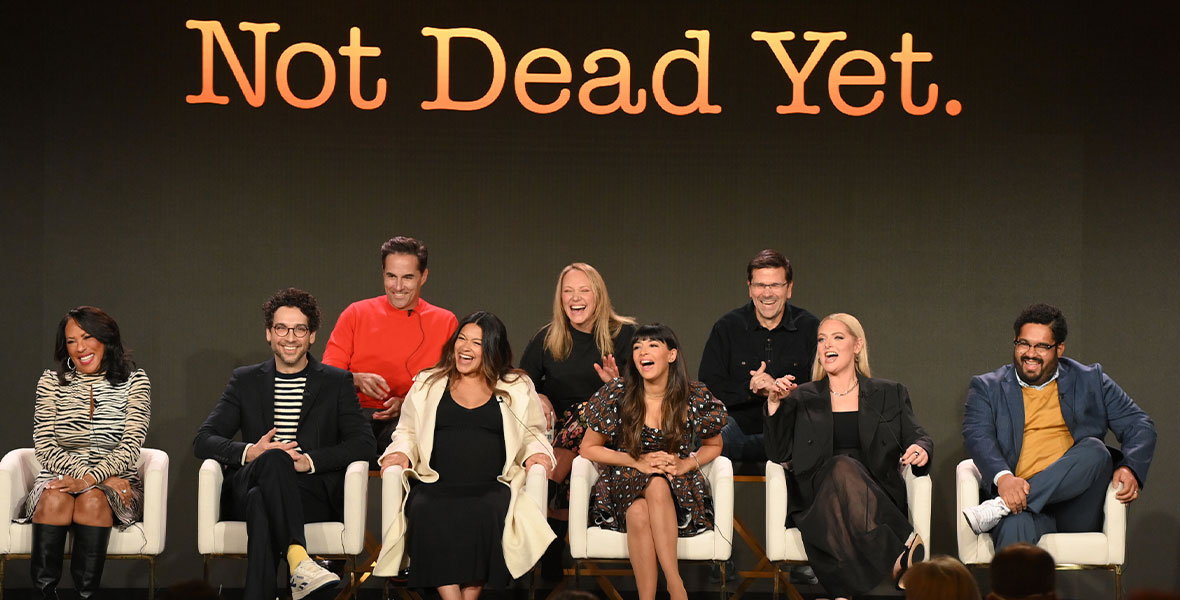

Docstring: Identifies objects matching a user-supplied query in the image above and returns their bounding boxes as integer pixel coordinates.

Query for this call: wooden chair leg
[147,556,156,600]
[719,560,728,600]
[1114,565,1124,600]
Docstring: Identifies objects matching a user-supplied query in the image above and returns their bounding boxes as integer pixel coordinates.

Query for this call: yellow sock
[287,544,310,573]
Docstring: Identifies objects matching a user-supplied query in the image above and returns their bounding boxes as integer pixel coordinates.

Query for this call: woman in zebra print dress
[17,306,151,600]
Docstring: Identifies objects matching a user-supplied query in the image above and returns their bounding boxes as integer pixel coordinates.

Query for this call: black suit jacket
[764,375,932,521]
[193,354,376,516]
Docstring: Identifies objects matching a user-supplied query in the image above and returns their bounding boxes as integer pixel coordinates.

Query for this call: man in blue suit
[961,304,1156,549]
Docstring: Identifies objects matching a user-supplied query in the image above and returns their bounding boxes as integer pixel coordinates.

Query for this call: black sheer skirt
[794,453,912,598]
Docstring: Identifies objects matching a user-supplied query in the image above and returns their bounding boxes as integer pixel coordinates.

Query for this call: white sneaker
[963,496,1011,534]
[290,558,340,600]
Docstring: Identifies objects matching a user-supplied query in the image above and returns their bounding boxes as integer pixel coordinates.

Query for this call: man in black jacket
[698,249,819,463]
[194,288,376,600]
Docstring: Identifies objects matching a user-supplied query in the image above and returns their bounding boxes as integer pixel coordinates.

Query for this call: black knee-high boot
[69,524,112,600]
[30,523,70,600]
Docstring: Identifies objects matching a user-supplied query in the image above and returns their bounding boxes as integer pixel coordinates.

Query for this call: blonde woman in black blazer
[764,313,931,600]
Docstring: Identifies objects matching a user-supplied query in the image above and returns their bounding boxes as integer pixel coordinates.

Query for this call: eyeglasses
[749,282,789,292]
[272,324,311,338]
[1014,339,1058,353]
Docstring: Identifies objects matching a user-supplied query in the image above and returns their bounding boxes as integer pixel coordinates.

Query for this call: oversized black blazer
[763,374,932,521]
[193,354,376,517]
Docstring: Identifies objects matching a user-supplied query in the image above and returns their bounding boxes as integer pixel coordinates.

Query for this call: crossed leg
[626,476,687,600]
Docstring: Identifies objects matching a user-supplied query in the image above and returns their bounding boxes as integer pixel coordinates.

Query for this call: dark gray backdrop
[3,2,1178,595]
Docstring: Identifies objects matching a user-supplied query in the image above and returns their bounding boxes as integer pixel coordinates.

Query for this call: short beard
[1014,357,1045,385]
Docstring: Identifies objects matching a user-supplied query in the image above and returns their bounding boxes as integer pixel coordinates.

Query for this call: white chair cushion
[197,458,368,557]
[955,458,1125,567]
[765,460,931,564]
[1,448,168,557]
[569,456,733,563]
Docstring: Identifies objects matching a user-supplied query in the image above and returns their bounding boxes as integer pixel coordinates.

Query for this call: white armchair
[197,458,369,594]
[765,461,931,597]
[568,455,733,596]
[955,458,1126,599]
[0,447,169,600]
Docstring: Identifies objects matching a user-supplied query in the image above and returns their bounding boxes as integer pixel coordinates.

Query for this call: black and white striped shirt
[273,370,305,453]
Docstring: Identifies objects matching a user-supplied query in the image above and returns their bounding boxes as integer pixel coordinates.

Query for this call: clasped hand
[635,451,692,476]
[246,427,311,472]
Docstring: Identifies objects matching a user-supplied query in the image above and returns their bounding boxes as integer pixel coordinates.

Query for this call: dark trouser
[991,437,1114,550]
[228,449,335,600]
[362,408,398,468]
[720,416,767,463]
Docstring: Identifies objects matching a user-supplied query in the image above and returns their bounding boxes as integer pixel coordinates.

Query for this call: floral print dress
[584,379,727,536]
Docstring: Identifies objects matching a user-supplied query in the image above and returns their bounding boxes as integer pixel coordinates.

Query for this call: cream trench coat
[373,368,557,578]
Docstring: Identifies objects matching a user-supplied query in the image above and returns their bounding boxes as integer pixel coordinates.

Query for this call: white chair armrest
[0,449,37,553]
[904,465,932,550]
[1,449,35,520]
[1103,478,1127,565]
[197,459,225,554]
[764,461,789,561]
[381,466,404,541]
[341,460,369,555]
[705,456,734,560]
[524,463,548,513]
[568,456,599,559]
[956,459,985,563]
[137,449,169,554]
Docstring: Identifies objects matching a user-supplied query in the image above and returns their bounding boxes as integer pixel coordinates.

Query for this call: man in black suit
[194,288,376,600]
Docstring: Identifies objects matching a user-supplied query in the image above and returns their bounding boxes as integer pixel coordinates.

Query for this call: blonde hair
[902,555,981,600]
[543,263,635,360]
[811,312,872,381]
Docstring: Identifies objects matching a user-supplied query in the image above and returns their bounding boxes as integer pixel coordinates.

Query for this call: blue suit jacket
[963,357,1156,495]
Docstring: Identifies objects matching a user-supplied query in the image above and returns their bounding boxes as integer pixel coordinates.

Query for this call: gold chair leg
[1114,564,1124,600]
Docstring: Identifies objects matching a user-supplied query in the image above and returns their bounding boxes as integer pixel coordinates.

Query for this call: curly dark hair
[1013,303,1067,344]
[54,306,136,385]
[380,236,429,272]
[747,249,793,282]
[263,288,321,332]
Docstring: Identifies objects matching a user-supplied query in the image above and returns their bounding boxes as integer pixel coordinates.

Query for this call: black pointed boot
[69,524,112,600]
[29,523,69,600]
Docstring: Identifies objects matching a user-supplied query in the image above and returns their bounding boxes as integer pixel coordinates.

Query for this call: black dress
[405,390,512,588]
[520,323,636,510]
[764,376,933,598]
[584,379,727,536]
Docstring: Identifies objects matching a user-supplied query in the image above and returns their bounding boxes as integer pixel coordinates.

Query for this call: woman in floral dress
[580,323,726,600]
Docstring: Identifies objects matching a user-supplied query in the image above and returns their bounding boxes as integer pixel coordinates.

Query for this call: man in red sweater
[323,236,458,452]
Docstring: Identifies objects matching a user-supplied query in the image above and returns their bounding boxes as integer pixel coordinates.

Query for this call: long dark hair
[619,323,690,458]
[54,306,136,385]
[426,311,524,398]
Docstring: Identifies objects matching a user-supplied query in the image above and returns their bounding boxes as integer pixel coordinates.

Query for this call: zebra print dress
[17,369,152,528]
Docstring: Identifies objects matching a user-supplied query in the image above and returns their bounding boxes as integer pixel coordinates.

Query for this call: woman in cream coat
[375,311,555,599]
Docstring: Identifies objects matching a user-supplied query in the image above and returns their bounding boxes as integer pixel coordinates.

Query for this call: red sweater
[322,296,458,409]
